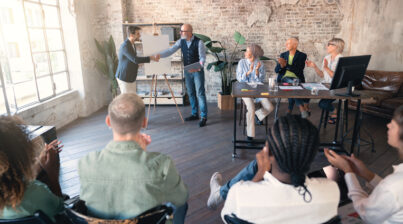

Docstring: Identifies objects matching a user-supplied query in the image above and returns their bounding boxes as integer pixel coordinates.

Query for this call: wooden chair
[64,200,175,224]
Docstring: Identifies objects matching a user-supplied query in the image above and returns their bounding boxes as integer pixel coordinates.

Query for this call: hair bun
[290,172,305,187]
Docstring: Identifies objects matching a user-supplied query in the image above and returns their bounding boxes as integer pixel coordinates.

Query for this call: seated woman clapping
[236,44,274,141]
[0,116,64,222]
[305,38,345,124]
[325,105,403,223]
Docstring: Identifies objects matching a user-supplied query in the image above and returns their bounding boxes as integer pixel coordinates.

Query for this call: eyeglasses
[180,30,190,33]
[327,43,336,46]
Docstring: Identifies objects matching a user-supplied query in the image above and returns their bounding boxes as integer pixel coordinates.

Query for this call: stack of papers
[301,83,329,90]
[279,86,304,90]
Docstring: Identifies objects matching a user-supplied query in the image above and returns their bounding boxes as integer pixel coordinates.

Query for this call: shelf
[134,41,177,45]
[138,94,184,98]
[123,22,183,26]
[142,97,184,105]
[136,76,183,80]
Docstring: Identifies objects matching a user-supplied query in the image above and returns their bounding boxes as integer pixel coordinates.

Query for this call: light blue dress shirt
[236,58,266,83]
[159,35,206,65]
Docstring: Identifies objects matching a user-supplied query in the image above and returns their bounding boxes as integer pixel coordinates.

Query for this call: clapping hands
[278,58,287,68]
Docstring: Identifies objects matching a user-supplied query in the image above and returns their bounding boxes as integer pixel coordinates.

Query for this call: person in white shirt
[325,105,403,224]
[236,44,274,141]
[306,38,345,124]
[208,115,340,223]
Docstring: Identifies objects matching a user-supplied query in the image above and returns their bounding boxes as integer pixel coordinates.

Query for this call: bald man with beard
[159,24,208,127]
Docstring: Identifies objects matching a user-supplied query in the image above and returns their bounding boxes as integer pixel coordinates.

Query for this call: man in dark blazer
[115,26,159,94]
[274,37,310,118]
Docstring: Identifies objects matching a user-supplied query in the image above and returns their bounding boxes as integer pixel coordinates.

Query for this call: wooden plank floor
[57,103,396,224]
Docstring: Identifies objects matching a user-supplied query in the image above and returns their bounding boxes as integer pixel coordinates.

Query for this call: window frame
[0,0,71,115]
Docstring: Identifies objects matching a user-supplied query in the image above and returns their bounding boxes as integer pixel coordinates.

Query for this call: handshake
[150,54,161,62]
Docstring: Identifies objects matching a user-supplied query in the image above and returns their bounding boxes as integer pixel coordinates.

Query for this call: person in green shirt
[0,116,64,222]
[78,93,189,223]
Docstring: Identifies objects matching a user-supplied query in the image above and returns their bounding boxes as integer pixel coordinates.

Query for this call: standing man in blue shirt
[159,24,208,127]
[116,26,160,94]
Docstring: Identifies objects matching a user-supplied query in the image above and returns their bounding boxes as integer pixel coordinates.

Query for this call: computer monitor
[330,55,371,97]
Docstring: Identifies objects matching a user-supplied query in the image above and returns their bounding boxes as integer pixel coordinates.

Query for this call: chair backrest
[0,210,54,224]
[64,201,175,224]
[135,203,175,224]
[223,214,253,224]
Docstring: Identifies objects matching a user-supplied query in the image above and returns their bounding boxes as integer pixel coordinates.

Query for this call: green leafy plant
[94,35,119,98]
[194,31,246,95]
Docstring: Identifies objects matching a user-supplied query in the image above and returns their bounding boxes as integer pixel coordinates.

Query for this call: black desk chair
[0,210,54,224]
[223,214,253,224]
[64,200,175,224]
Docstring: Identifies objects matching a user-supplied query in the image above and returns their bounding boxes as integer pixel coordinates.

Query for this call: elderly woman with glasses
[306,38,345,124]
[236,44,274,141]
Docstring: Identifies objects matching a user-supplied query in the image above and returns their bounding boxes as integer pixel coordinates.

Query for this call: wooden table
[231,82,369,158]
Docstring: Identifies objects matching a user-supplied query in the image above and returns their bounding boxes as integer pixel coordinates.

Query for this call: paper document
[142,34,171,75]
[246,82,264,88]
[184,62,202,73]
[301,83,329,90]
[279,86,304,90]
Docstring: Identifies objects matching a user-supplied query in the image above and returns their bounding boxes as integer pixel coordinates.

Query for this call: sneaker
[255,115,263,125]
[207,172,224,209]
[301,111,309,119]
[199,117,207,127]
[185,114,199,121]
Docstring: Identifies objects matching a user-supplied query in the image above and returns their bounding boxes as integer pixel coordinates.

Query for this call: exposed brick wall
[123,0,343,102]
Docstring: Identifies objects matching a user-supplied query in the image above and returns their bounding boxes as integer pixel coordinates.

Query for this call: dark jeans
[281,77,309,111]
[184,69,208,118]
[173,203,188,224]
[319,99,336,112]
[220,160,258,200]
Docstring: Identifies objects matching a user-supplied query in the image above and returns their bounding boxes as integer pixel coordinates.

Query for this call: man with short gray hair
[275,37,309,118]
[78,93,188,223]
[159,24,208,127]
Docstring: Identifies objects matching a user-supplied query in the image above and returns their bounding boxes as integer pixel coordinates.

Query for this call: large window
[0,0,70,115]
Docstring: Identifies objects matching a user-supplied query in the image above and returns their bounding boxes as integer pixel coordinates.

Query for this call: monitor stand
[335,81,360,97]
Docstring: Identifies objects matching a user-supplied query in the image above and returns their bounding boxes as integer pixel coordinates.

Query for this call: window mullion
[40,3,56,99]
[22,0,41,106]
[55,1,70,90]
[0,63,11,115]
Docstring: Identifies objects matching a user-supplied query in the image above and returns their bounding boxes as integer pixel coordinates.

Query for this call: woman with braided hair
[0,116,64,221]
[207,115,340,223]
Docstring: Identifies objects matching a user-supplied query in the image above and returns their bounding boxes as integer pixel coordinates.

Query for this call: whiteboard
[142,34,171,75]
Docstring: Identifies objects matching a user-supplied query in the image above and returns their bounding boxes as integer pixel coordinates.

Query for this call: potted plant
[194,31,246,110]
[94,35,119,98]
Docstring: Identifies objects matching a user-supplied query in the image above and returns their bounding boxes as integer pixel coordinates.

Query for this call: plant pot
[217,92,234,110]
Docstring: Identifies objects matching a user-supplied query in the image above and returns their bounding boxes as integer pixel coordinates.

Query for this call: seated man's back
[79,141,188,219]
[78,93,188,220]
